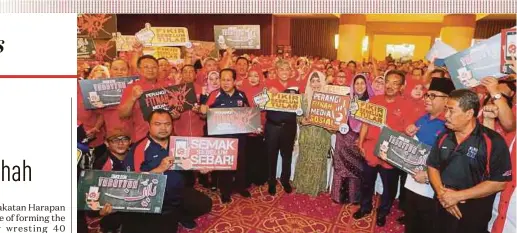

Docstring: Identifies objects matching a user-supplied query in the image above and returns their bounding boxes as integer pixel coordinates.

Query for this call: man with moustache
[264,59,301,196]
[118,55,178,142]
[172,64,205,187]
[201,68,253,203]
[427,89,512,233]
[354,70,413,227]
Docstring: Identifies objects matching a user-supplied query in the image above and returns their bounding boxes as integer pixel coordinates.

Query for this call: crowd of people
[77,40,516,233]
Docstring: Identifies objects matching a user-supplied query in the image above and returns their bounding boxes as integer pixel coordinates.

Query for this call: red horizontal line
[0,75,77,78]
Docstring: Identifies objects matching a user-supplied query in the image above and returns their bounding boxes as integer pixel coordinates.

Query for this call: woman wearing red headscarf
[404,79,427,124]
[240,67,268,186]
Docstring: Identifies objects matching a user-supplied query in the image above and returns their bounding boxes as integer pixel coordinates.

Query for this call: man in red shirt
[235,57,250,87]
[354,70,413,227]
[173,64,205,187]
[118,55,174,142]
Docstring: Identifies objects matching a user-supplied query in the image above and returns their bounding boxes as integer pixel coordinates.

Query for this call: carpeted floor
[178,183,405,233]
[86,182,405,233]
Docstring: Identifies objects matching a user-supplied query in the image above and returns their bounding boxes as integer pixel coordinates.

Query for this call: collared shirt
[206,89,250,108]
[119,78,170,142]
[415,113,446,146]
[363,95,414,169]
[426,122,512,190]
[124,135,184,204]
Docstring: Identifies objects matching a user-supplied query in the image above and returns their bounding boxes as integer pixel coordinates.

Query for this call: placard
[349,98,387,127]
[113,33,137,52]
[79,76,139,109]
[169,136,238,170]
[191,40,219,60]
[214,25,261,50]
[77,38,96,59]
[374,127,432,175]
[207,107,261,135]
[308,91,350,131]
[77,14,117,39]
[425,40,457,61]
[78,170,167,214]
[139,82,197,121]
[135,23,190,47]
[501,27,516,74]
[253,88,303,115]
[444,33,506,89]
[77,39,117,62]
[143,47,182,62]
[322,85,350,96]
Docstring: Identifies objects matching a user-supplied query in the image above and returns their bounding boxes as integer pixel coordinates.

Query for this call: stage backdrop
[116,14,273,56]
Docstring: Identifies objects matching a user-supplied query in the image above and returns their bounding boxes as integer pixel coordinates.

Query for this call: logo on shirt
[393,108,402,117]
[153,155,159,158]
[466,146,478,159]
[237,100,243,107]
[503,170,512,177]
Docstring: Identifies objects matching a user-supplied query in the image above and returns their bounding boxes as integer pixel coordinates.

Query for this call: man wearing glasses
[402,78,455,233]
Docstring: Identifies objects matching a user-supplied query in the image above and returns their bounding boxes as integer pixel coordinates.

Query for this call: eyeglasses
[109,137,130,144]
[424,93,448,100]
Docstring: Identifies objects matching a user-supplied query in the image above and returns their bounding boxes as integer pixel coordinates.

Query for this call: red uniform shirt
[363,95,413,168]
[77,83,105,147]
[119,78,170,142]
[173,83,205,137]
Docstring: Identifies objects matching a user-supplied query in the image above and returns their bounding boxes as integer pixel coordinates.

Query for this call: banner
[135,23,190,47]
[77,38,96,59]
[143,47,182,62]
[214,25,261,50]
[113,33,137,52]
[501,28,516,74]
[308,91,350,132]
[207,107,261,135]
[77,14,117,39]
[79,76,138,109]
[78,170,167,214]
[139,82,197,121]
[253,88,303,115]
[169,136,238,170]
[349,98,387,127]
[444,33,506,89]
[425,40,457,61]
[322,85,350,96]
[374,127,432,175]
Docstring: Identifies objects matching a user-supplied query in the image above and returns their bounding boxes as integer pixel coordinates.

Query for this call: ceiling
[273,14,516,22]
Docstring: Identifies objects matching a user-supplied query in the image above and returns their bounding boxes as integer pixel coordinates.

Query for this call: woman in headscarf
[372,75,385,96]
[240,67,268,187]
[404,79,427,124]
[330,74,375,204]
[293,71,332,196]
[199,71,221,105]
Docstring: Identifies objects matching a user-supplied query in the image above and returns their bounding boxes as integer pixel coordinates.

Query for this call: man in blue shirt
[201,68,253,203]
[124,109,212,232]
[402,78,455,233]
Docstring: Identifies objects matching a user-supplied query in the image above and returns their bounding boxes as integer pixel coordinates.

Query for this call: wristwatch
[492,93,503,101]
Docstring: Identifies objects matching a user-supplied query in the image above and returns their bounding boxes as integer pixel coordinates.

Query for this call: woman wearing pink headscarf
[240,67,268,186]
[372,75,385,96]
[330,74,375,204]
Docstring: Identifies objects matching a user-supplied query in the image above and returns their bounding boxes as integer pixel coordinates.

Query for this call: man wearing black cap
[401,78,455,233]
